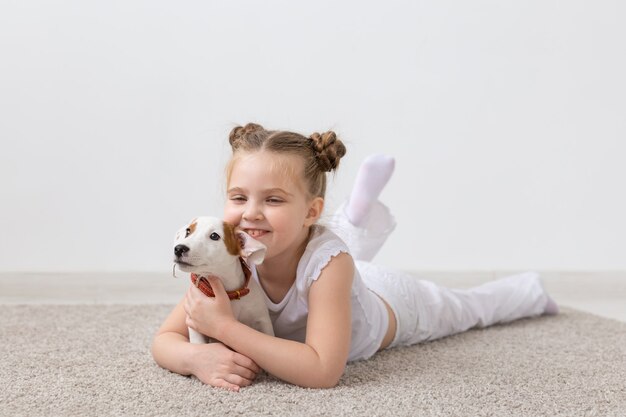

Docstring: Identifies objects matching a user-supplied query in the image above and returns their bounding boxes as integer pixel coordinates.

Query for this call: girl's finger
[185,286,202,314]
[206,276,228,301]
[215,379,240,392]
[183,291,192,316]
[188,284,203,299]
[231,364,257,381]
[224,374,253,389]
[232,352,261,374]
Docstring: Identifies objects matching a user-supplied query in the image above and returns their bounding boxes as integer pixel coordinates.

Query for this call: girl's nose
[242,203,264,221]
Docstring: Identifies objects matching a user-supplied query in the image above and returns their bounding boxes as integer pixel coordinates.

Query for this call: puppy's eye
[210,232,221,241]
[185,228,191,237]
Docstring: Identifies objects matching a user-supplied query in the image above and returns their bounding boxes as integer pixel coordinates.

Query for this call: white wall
[1,0,625,272]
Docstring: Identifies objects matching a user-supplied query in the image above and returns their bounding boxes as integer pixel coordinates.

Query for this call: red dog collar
[190,258,252,300]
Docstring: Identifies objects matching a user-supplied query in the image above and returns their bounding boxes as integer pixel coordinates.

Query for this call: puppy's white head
[173,216,266,275]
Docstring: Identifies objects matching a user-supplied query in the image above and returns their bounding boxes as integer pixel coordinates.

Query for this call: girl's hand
[189,342,261,392]
[184,276,236,339]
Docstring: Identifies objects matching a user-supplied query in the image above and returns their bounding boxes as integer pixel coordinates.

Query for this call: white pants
[327,201,550,348]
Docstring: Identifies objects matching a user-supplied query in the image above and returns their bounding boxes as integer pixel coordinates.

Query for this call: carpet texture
[1,305,625,416]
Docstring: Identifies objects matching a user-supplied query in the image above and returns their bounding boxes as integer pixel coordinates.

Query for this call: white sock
[346,154,395,227]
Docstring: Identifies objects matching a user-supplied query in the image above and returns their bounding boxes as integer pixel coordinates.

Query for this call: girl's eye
[230,195,246,202]
[210,232,221,241]
[267,198,283,204]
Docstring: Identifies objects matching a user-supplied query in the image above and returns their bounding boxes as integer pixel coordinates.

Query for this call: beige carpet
[1,305,625,416]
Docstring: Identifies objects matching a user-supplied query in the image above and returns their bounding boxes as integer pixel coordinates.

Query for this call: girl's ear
[236,230,267,265]
[304,197,324,227]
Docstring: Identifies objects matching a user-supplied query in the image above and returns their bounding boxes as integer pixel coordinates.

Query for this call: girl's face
[224,151,322,261]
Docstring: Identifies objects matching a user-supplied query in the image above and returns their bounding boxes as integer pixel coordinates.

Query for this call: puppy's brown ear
[222,222,240,256]
[188,219,198,236]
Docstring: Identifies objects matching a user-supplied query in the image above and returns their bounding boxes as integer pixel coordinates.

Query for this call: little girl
[151,123,558,391]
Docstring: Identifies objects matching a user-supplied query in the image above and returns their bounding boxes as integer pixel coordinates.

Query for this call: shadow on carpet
[1,305,624,416]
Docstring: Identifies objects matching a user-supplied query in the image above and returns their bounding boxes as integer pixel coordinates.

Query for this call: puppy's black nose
[174,244,190,257]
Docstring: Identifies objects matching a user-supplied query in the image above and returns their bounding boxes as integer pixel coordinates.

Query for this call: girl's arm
[184,252,354,388]
[151,297,261,391]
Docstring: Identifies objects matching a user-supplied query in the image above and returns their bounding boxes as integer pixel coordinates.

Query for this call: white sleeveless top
[251,224,388,362]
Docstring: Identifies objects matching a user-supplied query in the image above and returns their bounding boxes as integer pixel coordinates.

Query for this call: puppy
[173,216,274,344]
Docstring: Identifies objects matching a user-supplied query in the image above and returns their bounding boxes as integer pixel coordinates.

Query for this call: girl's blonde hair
[226,123,347,199]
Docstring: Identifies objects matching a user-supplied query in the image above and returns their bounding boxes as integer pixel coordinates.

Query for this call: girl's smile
[243,229,270,238]
[223,151,322,263]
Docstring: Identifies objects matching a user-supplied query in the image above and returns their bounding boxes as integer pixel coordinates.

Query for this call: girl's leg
[544,295,560,315]
[358,264,558,348]
[410,272,558,343]
[328,154,396,262]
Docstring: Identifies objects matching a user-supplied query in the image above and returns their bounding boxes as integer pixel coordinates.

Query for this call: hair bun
[229,123,265,149]
[309,131,347,172]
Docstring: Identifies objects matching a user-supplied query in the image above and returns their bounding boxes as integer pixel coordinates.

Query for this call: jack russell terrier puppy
[173,216,274,344]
